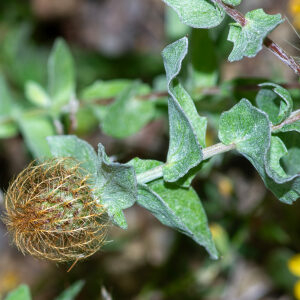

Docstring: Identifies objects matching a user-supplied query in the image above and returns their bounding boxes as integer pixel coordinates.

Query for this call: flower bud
[3,158,108,262]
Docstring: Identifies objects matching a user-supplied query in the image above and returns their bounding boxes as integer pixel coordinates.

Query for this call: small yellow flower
[288,254,300,299]
[288,254,300,277]
[210,223,223,240]
[289,0,300,29]
[295,280,300,300]
[217,177,233,198]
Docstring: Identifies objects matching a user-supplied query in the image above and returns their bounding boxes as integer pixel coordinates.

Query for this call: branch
[212,0,300,76]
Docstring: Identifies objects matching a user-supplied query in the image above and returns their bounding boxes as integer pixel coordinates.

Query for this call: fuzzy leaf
[222,0,241,6]
[55,280,85,300]
[19,115,56,159]
[228,9,283,62]
[80,79,132,102]
[101,81,155,138]
[129,158,218,259]
[5,285,31,300]
[163,0,225,29]
[219,99,300,203]
[93,144,137,229]
[162,37,205,182]
[47,135,98,178]
[25,81,51,108]
[219,99,271,161]
[48,39,75,108]
[256,83,293,125]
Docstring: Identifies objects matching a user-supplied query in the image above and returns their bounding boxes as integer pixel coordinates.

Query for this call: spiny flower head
[3,158,108,263]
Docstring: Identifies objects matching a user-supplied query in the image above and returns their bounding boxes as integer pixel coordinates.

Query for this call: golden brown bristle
[2,158,108,263]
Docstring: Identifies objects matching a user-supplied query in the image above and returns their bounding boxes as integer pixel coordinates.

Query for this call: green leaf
[162,37,205,182]
[101,81,155,138]
[48,39,75,108]
[219,99,271,161]
[163,0,225,29]
[0,75,18,138]
[80,79,132,102]
[25,81,51,108]
[129,158,218,259]
[218,99,300,204]
[256,83,293,125]
[19,115,56,158]
[55,280,85,300]
[222,0,241,6]
[228,9,283,62]
[47,135,98,178]
[93,144,137,229]
[5,285,31,300]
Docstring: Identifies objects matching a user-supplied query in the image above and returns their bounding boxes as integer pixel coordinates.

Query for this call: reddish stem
[212,0,300,76]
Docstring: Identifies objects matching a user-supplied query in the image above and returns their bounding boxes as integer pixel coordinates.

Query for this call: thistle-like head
[3,158,107,262]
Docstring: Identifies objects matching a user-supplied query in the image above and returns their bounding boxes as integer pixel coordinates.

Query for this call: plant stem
[202,142,236,160]
[136,165,164,184]
[211,0,300,76]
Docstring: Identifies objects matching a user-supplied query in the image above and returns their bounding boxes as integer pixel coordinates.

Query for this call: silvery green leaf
[25,81,51,108]
[4,285,31,300]
[48,39,75,109]
[228,9,283,62]
[47,135,98,178]
[256,83,293,125]
[162,37,206,182]
[219,99,271,172]
[219,99,300,203]
[163,0,225,29]
[101,81,155,138]
[129,158,218,259]
[19,115,56,159]
[94,144,137,229]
